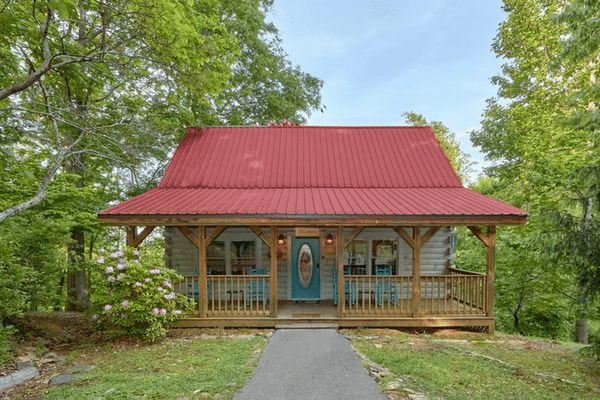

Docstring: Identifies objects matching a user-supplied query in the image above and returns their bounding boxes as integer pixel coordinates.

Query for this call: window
[344,240,367,275]
[207,241,225,275]
[371,240,397,275]
[230,241,255,275]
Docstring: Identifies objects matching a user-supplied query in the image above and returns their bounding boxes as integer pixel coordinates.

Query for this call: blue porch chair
[187,269,213,301]
[246,267,269,306]
[332,266,356,305]
[376,264,396,305]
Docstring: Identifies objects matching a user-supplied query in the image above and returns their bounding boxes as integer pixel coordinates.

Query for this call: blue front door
[291,238,320,300]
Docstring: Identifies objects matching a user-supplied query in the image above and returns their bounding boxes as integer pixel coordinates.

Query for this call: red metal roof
[159,126,462,189]
[99,126,526,224]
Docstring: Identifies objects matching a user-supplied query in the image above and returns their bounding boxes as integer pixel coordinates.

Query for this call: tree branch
[0,148,66,222]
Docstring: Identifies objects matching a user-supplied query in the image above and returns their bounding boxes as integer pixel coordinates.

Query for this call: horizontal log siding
[165,227,198,276]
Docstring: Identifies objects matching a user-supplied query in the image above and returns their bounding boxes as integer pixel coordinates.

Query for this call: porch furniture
[333,266,356,305]
[226,289,244,302]
[376,264,396,305]
[187,269,213,301]
[246,267,269,306]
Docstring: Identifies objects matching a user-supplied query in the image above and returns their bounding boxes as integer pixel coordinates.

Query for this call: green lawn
[43,332,268,400]
[349,330,600,400]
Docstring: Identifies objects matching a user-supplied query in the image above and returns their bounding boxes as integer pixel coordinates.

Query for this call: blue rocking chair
[187,269,213,302]
[246,267,269,306]
[376,264,396,305]
[333,266,356,305]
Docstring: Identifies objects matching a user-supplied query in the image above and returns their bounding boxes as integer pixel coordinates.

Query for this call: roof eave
[97,213,527,227]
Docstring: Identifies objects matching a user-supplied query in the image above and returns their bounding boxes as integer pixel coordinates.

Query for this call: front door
[291,238,320,300]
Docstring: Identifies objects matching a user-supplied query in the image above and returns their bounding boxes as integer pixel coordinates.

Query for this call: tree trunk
[66,228,89,311]
[575,319,589,344]
[575,197,593,344]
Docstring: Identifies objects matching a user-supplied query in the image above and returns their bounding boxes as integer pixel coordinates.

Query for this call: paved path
[234,329,387,400]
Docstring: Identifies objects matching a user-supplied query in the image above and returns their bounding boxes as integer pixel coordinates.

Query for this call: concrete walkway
[234,329,387,400]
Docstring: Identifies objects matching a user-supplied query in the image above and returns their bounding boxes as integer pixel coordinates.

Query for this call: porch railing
[343,270,487,317]
[178,275,270,317]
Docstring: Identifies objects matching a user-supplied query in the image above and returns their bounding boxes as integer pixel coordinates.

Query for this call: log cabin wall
[165,226,453,301]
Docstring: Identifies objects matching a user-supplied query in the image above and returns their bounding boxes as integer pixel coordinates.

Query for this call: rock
[402,388,429,400]
[49,373,76,386]
[0,366,39,392]
[16,356,35,369]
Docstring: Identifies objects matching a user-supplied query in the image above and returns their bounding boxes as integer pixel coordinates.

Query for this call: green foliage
[582,331,600,360]
[558,0,600,133]
[468,0,600,341]
[0,325,15,366]
[551,211,600,303]
[207,0,324,125]
[89,248,194,341]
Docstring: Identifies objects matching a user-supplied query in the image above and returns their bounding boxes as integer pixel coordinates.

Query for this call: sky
[268,0,507,182]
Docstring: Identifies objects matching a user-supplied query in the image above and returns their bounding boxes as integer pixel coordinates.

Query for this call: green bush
[89,248,194,341]
[0,324,15,366]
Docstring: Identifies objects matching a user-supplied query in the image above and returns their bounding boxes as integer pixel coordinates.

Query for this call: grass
[348,330,600,400]
[42,331,269,400]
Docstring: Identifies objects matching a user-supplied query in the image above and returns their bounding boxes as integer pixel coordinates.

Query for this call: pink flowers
[116,259,126,270]
[104,266,114,274]
[134,281,142,287]
[121,299,129,308]
[148,268,161,275]
[110,250,124,259]
[163,292,176,300]
[152,307,167,316]
[163,280,173,288]
[172,309,182,315]
[104,304,112,312]
[97,256,105,264]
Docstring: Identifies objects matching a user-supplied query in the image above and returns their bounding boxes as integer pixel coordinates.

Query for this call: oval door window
[298,243,313,288]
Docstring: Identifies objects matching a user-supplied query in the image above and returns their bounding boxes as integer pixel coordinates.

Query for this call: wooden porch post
[270,226,278,317]
[198,226,207,318]
[468,225,497,334]
[412,227,421,317]
[395,226,440,318]
[486,226,496,334]
[337,225,345,319]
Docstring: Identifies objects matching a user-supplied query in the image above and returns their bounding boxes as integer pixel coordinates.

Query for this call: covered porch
[121,222,500,332]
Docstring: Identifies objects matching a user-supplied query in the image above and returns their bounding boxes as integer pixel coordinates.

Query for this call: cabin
[98,126,526,332]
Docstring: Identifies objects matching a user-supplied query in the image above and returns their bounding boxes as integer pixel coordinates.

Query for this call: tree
[0,0,238,222]
[0,0,324,311]
[205,0,323,125]
[402,111,473,181]
[470,0,600,343]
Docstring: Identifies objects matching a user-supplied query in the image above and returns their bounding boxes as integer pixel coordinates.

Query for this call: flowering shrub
[89,248,194,341]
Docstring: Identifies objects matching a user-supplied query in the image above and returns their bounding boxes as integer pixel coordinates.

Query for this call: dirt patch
[0,312,107,399]
[10,312,101,345]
